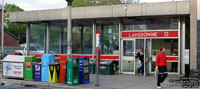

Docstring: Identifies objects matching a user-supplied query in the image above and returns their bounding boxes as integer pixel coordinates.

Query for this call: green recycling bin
[99,60,114,75]
[24,55,37,80]
[89,60,96,74]
[67,57,79,86]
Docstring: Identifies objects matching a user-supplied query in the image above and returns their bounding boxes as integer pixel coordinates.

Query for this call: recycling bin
[99,60,114,75]
[49,64,60,83]
[79,57,90,84]
[34,63,41,81]
[89,60,96,74]
[59,55,68,83]
[24,55,37,80]
[41,54,54,82]
[67,57,79,86]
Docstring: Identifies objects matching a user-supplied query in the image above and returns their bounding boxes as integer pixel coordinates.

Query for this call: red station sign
[121,30,178,38]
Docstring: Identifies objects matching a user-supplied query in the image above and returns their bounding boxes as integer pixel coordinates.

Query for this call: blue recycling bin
[79,57,90,84]
[34,63,41,81]
[41,54,54,82]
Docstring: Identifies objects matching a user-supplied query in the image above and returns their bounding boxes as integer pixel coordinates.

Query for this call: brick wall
[0,10,19,46]
[0,31,19,46]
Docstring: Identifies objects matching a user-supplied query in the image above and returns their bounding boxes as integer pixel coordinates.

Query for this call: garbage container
[24,55,37,80]
[49,64,60,83]
[67,57,79,86]
[89,60,96,74]
[41,54,54,82]
[59,55,67,83]
[34,63,41,81]
[79,57,90,84]
[99,60,114,75]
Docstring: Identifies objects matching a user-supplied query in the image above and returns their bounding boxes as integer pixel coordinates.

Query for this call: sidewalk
[0,73,188,89]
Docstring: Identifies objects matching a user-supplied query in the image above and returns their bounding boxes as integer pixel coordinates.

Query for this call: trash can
[59,55,67,83]
[67,57,79,86]
[89,60,96,74]
[41,54,54,82]
[79,57,90,84]
[99,60,114,75]
[34,63,41,81]
[49,64,60,83]
[24,55,37,80]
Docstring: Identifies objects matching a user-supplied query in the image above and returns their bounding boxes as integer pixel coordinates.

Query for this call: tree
[4,4,26,44]
[72,0,121,7]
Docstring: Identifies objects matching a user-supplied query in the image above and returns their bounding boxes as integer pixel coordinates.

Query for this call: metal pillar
[67,6,72,58]
[92,20,96,60]
[46,23,50,54]
[1,0,4,58]
[26,24,30,55]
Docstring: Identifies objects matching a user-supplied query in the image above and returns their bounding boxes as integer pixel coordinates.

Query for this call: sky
[2,0,184,11]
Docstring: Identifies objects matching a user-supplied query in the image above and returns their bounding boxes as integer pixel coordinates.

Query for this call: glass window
[72,20,93,54]
[152,39,178,56]
[50,23,67,54]
[96,19,119,55]
[30,24,46,54]
[151,62,178,73]
[122,17,178,30]
[123,40,134,56]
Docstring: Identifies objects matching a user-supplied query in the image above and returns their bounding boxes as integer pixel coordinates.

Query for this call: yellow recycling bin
[49,64,60,83]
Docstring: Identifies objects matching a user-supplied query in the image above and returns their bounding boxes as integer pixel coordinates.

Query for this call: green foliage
[72,0,121,7]
[4,4,26,44]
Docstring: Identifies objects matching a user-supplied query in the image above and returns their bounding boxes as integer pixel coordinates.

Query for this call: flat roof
[9,1,189,23]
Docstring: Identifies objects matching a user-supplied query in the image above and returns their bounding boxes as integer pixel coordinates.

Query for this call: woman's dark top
[137,52,144,62]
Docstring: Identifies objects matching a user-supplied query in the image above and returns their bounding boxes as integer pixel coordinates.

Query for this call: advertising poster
[3,62,24,78]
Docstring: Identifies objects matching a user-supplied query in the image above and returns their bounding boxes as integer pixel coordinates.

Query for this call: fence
[0,46,24,54]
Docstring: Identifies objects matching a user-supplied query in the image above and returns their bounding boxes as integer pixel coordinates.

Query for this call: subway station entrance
[121,30,180,76]
[121,39,151,75]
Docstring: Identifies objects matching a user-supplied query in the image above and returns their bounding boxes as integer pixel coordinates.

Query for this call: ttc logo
[164,32,169,37]
[25,60,31,68]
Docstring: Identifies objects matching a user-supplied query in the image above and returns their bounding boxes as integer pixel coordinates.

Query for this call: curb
[1,79,91,89]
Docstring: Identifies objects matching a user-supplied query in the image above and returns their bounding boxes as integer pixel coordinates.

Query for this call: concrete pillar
[67,6,72,58]
[190,0,197,76]
[46,23,50,54]
[119,19,122,74]
[26,23,30,55]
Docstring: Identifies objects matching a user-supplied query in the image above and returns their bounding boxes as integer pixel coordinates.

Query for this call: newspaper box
[2,55,25,79]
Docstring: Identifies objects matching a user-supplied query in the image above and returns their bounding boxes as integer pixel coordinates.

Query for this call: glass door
[121,39,136,74]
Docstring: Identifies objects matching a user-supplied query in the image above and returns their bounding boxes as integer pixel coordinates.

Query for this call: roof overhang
[9,1,190,23]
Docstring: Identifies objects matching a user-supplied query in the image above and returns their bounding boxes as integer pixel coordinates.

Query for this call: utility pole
[66,0,73,58]
[1,0,4,59]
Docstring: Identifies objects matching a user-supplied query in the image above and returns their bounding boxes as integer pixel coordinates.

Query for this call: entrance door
[121,39,136,74]
[121,39,151,75]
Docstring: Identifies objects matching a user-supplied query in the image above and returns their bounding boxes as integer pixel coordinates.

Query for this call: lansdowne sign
[121,30,178,38]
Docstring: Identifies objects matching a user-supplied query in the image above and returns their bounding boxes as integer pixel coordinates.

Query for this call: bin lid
[2,55,25,62]
[100,60,113,65]
[89,60,96,64]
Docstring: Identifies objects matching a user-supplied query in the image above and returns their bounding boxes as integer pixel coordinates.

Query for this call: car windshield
[36,46,44,50]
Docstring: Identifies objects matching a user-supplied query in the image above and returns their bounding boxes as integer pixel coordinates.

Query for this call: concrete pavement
[0,72,198,89]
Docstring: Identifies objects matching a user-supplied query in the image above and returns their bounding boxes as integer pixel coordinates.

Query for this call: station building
[9,0,200,76]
